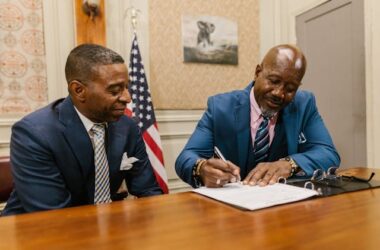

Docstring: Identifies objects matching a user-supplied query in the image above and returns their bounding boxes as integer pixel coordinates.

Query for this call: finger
[201,162,224,188]
[213,171,238,185]
[243,169,256,185]
[203,175,223,188]
[205,177,229,188]
[243,168,262,186]
[207,159,240,182]
[203,166,236,187]
[269,172,281,185]
[249,165,268,185]
[259,170,276,186]
[209,159,237,174]
[243,167,262,185]
[225,161,241,177]
[204,180,219,188]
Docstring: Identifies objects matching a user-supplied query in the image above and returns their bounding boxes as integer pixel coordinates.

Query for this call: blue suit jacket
[3,97,162,215]
[175,83,340,187]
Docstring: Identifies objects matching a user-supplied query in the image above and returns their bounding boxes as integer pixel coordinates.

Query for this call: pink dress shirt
[250,88,278,147]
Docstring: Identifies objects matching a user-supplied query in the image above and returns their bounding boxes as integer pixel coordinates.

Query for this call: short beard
[260,108,277,118]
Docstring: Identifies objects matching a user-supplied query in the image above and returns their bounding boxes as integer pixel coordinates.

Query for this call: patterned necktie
[253,116,270,164]
[91,124,112,204]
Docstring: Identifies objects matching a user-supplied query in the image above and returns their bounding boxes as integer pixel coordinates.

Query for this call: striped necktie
[253,116,270,164]
[91,124,112,204]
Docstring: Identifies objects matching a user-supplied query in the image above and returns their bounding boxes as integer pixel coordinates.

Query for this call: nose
[119,88,132,103]
[271,84,285,99]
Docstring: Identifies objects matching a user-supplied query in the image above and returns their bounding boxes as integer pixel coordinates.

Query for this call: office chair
[0,157,13,212]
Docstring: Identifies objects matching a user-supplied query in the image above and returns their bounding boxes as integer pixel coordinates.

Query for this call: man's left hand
[243,160,292,186]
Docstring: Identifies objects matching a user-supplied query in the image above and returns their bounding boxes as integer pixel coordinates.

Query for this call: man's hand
[243,160,292,186]
[199,158,240,188]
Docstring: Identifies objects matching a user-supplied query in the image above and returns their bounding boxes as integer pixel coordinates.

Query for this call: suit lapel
[268,114,288,161]
[106,122,126,190]
[235,84,252,172]
[59,97,94,179]
[282,102,299,155]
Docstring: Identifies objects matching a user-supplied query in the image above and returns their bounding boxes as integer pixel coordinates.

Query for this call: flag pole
[124,6,169,194]
[124,6,141,34]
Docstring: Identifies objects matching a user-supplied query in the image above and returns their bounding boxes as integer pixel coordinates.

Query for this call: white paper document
[193,183,319,211]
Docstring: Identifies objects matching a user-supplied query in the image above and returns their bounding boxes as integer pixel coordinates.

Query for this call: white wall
[364,0,380,168]
[0,0,75,156]
[260,0,329,57]
[260,0,380,169]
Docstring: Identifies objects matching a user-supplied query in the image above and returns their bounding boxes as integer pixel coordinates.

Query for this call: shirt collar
[250,87,263,122]
[74,107,107,133]
[250,87,277,121]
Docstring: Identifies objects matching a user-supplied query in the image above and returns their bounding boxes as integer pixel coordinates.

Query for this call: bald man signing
[175,44,340,188]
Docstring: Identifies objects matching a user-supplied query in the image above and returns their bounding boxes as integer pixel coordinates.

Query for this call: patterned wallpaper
[0,0,47,116]
[149,0,260,109]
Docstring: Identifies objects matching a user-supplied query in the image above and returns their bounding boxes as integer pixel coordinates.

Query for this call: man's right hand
[199,158,240,188]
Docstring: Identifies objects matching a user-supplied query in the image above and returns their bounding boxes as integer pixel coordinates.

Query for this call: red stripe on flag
[152,169,169,194]
[142,130,164,165]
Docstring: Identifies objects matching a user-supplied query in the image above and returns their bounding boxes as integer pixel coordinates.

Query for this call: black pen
[214,146,241,183]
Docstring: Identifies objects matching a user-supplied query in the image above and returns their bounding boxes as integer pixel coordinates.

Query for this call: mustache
[266,95,283,105]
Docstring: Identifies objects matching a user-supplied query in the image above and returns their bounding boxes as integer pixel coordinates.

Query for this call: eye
[109,86,122,96]
[268,78,280,84]
[285,86,297,94]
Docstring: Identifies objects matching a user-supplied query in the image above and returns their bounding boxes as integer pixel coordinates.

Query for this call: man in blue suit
[175,44,340,188]
[2,44,162,215]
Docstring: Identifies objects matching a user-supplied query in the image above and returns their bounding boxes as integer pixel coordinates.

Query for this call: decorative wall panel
[0,0,47,116]
[149,0,260,109]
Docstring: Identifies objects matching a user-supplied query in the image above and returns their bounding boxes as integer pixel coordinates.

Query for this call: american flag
[126,34,169,194]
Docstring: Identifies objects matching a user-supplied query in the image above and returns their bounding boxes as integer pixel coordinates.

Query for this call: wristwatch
[280,156,300,177]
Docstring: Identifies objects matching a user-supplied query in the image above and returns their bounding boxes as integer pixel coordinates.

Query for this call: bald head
[253,44,307,117]
[261,44,307,82]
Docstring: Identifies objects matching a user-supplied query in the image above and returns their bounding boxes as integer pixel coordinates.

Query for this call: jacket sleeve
[9,118,71,213]
[290,93,341,176]
[175,97,215,187]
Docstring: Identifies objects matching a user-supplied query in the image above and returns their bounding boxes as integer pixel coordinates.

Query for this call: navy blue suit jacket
[175,83,340,187]
[3,97,162,215]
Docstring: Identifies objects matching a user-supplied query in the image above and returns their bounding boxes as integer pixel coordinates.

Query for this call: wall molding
[288,0,329,43]
[168,179,191,193]
[364,0,380,168]
[0,119,18,127]
[0,141,10,149]
[156,110,203,123]
[160,132,193,140]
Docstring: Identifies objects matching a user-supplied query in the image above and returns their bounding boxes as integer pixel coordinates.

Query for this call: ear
[68,80,87,103]
[254,64,262,80]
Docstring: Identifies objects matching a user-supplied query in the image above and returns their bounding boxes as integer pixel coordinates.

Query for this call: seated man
[175,44,340,188]
[2,44,163,215]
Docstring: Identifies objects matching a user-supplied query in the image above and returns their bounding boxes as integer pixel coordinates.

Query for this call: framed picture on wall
[182,15,238,65]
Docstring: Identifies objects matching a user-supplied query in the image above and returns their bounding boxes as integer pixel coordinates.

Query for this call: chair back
[0,157,13,202]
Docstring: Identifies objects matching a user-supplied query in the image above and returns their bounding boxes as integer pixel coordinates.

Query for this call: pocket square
[120,152,139,171]
[298,132,307,144]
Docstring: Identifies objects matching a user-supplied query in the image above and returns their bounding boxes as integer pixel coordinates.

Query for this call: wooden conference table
[0,168,380,249]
